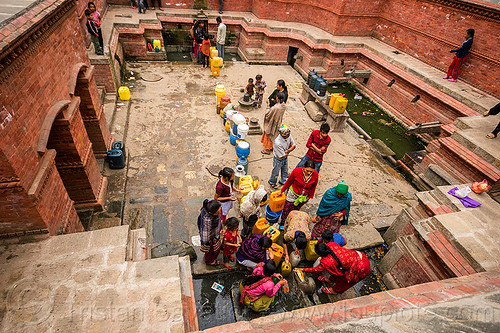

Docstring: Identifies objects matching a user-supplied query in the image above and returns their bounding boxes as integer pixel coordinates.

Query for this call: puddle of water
[193,272,243,330]
[356,245,388,295]
[328,84,425,159]
[167,52,192,62]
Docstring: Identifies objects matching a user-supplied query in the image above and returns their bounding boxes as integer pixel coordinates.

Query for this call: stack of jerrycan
[211,56,223,76]
[329,93,348,114]
[266,190,285,224]
[238,175,260,204]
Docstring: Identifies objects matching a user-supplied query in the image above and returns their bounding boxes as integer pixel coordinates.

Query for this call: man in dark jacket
[443,28,474,82]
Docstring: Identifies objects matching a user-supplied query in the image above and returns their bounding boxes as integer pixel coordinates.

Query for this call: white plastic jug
[237,124,249,139]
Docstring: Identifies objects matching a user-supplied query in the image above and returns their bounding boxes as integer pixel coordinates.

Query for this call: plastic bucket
[230,131,238,146]
[236,141,250,158]
[237,124,249,139]
[266,204,282,224]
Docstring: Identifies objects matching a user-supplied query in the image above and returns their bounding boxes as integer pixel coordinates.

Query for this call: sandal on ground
[206,260,220,266]
[268,182,278,189]
[318,276,331,283]
[229,255,235,262]
[223,262,232,269]
[321,286,338,294]
[486,133,497,139]
[261,149,271,155]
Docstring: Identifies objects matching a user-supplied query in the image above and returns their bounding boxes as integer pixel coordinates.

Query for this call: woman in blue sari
[311,181,352,238]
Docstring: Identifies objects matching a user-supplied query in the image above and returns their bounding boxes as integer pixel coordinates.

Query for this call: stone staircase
[380,185,500,289]
[414,115,500,203]
[0,225,197,332]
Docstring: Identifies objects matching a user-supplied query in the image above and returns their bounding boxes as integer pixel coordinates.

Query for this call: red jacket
[280,167,319,199]
[305,130,331,162]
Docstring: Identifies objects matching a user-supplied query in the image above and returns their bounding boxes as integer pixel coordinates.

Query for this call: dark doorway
[287,46,299,67]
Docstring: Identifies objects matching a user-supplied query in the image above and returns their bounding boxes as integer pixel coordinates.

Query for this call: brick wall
[110,0,500,97]
[0,1,109,235]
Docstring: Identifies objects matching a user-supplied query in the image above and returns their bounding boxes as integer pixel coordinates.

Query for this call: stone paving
[0,226,185,333]
[100,62,418,251]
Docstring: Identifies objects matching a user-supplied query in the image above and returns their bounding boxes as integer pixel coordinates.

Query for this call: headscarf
[316,185,352,223]
[279,125,290,137]
[240,185,267,219]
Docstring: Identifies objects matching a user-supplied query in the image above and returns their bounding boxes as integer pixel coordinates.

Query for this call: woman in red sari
[299,242,370,294]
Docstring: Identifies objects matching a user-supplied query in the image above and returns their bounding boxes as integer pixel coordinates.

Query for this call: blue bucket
[266,204,282,224]
[230,131,238,146]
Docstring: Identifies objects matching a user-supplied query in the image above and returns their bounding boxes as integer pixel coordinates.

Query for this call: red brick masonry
[202,270,500,332]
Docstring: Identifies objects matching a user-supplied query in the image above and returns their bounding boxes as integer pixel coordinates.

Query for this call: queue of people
[194,74,365,312]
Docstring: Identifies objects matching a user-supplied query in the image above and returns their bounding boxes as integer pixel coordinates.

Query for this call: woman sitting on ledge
[239,261,286,312]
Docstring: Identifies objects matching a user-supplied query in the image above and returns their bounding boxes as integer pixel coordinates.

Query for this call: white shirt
[217,23,226,45]
[273,135,295,159]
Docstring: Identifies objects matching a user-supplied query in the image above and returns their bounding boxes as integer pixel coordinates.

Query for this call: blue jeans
[216,43,224,60]
[269,157,288,185]
[296,155,322,173]
[219,0,224,12]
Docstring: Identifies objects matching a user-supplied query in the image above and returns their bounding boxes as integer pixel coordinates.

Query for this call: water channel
[328,84,425,160]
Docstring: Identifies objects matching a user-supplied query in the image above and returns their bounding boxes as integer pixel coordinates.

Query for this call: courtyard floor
[99,61,418,251]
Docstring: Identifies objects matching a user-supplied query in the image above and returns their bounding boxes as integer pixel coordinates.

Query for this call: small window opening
[340,59,344,66]
[388,79,395,87]
[363,78,369,84]
[411,95,421,103]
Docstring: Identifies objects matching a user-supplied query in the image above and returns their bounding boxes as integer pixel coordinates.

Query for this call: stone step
[411,219,476,277]
[454,115,499,131]
[431,211,500,272]
[127,228,147,261]
[343,222,384,250]
[424,164,459,187]
[383,207,419,245]
[416,190,455,217]
[433,185,500,225]
[437,137,500,184]
[451,129,500,167]
[379,235,449,288]
[178,255,198,332]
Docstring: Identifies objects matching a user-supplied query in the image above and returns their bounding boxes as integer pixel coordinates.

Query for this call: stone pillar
[47,97,106,210]
[74,66,112,157]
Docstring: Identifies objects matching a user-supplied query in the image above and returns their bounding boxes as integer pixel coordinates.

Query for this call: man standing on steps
[216,17,226,61]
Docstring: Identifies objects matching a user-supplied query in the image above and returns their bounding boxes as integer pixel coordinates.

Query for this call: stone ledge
[200,270,500,332]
